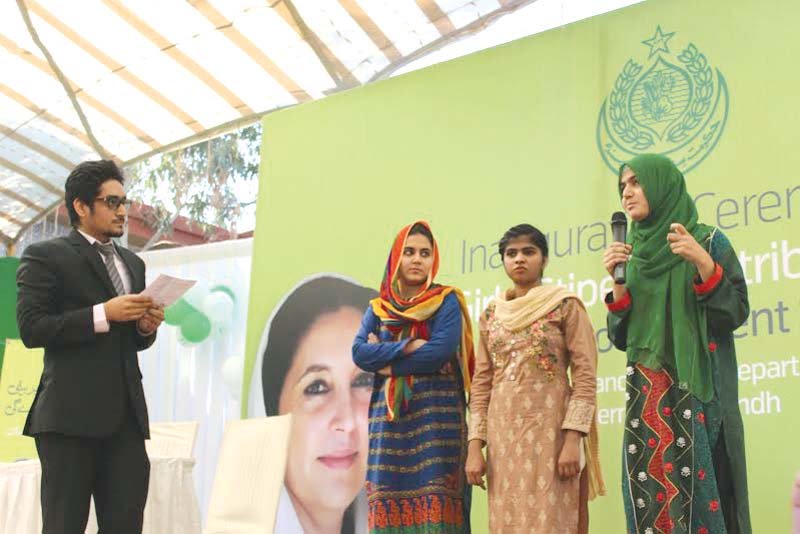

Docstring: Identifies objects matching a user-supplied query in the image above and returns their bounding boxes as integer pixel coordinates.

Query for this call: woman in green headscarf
[603,154,751,534]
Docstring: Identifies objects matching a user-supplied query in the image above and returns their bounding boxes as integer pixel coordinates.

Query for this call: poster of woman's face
[248,274,376,534]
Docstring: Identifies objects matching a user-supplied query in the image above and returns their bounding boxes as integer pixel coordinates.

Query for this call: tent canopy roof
[0,0,637,244]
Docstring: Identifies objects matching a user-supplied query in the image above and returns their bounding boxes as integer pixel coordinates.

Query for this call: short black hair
[64,160,125,226]
[498,224,548,258]
[408,222,434,245]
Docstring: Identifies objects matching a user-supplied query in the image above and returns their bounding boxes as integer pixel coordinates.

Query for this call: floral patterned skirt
[622,363,727,534]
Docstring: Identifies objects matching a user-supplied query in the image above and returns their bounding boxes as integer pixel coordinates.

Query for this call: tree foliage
[126,123,262,244]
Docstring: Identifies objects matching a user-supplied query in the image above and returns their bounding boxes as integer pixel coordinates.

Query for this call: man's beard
[105,224,125,239]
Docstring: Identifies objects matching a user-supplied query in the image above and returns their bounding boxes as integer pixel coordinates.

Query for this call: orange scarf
[370,221,475,420]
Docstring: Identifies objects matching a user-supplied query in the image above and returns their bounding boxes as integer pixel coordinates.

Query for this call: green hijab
[622,154,714,402]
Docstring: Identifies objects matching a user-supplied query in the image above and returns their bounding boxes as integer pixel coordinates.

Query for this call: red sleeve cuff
[694,263,723,296]
[606,289,631,313]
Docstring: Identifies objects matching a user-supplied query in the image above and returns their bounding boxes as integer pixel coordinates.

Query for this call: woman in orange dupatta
[352,221,474,533]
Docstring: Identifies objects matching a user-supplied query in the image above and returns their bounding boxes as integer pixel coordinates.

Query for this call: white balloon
[202,291,235,331]
[221,355,244,400]
[183,281,209,311]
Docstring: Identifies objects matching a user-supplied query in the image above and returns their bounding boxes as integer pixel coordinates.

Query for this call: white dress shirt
[76,230,132,334]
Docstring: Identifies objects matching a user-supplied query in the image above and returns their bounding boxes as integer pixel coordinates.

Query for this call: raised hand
[667,223,715,280]
[603,242,632,301]
[602,242,632,278]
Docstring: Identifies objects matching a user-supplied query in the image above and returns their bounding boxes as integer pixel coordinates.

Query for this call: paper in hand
[141,274,196,307]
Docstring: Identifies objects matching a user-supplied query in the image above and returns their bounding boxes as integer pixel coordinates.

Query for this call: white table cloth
[0,457,201,534]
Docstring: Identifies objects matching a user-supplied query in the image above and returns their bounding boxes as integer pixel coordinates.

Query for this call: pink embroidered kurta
[468,298,597,533]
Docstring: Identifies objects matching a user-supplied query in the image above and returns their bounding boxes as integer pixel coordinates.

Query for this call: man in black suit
[16,160,164,533]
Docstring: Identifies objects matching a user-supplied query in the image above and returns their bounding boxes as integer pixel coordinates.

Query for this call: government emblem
[597,26,729,173]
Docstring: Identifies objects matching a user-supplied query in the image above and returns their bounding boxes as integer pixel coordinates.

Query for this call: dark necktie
[94,241,126,295]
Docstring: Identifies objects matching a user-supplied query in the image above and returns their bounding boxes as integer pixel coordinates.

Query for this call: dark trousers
[713,427,738,534]
[35,409,149,534]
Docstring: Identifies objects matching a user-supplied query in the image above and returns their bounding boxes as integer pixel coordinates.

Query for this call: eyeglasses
[94,195,132,210]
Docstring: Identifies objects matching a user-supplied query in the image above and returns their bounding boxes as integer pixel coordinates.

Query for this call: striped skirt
[366,370,471,533]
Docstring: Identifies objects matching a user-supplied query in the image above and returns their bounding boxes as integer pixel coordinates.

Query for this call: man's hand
[137,307,164,335]
[104,295,153,323]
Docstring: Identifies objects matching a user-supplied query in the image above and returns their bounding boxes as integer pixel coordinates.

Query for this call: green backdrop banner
[244,0,799,530]
[0,257,20,375]
[0,340,43,461]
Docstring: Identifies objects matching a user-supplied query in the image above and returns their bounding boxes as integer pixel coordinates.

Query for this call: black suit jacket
[16,229,155,439]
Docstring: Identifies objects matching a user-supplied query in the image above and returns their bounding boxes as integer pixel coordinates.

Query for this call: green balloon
[164,298,196,325]
[180,311,212,343]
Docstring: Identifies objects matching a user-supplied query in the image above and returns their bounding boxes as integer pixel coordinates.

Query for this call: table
[0,457,201,534]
